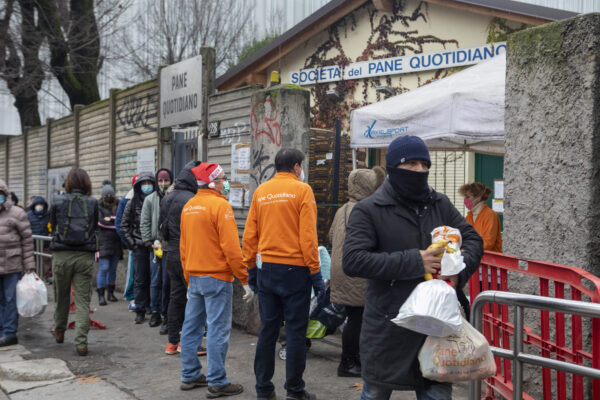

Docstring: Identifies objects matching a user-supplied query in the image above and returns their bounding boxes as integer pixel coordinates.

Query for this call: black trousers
[342,305,364,358]
[166,251,187,345]
[133,246,151,315]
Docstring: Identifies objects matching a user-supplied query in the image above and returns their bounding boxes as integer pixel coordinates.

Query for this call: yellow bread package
[424,226,462,280]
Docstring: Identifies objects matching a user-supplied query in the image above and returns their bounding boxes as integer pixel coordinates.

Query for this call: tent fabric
[350,53,505,155]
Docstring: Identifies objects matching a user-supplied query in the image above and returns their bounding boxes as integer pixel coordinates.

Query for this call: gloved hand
[310,272,326,304]
[247,267,257,293]
[242,285,255,303]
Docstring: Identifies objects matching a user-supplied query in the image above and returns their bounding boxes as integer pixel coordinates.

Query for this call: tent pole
[352,149,357,170]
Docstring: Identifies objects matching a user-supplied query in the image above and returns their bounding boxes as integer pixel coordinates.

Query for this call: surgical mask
[464,198,473,210]
[0,195,5,204]
[34,204,44,213]
[141,184,154,195]
[222,181,230,196]
[387,167,430,203]
[299,169,305,182]
[159,184,170,193]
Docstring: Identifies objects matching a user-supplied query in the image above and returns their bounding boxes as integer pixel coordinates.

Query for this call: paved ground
[3,289,469,399]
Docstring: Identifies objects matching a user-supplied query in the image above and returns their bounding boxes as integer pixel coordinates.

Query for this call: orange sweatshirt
[466,204,502,252]
[180,189,248,285]
[243,172,320,274]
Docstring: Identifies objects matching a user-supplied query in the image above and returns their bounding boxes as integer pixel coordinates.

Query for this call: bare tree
[118,0,255,82]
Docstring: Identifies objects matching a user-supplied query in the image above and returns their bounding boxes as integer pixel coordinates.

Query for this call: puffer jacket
[121,171,155,249]
[26,196,50,237]
[0,180,35,274]
[141,168,173,246]
[49,189,99,253]
[342,179,483,390]
[329,167,385,307]
[97,201,123,259]
[159,161,201,255]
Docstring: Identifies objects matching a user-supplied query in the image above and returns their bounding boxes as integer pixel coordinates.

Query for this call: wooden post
[199,47,216,162]
[109,89,118,186]
[23,127,29,204]
[45,118,53,199]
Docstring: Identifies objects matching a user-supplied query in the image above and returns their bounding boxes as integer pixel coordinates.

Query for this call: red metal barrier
[469,251,600,400]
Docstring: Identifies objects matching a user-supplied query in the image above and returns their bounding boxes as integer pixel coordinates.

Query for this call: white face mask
[299,169,305,182]
[34,204,44,213]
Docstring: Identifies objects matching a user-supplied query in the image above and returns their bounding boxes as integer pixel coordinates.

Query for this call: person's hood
[0,180,12,209]
[31,196,48,211]
[125,188,135,200]
[348,166,386,202]
[175,161,201,193]
[133,171,156,193]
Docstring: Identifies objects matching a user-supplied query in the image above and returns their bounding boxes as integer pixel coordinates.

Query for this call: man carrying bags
[243,148,324,400]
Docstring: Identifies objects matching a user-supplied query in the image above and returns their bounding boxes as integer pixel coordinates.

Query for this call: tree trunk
[13,93,41,132]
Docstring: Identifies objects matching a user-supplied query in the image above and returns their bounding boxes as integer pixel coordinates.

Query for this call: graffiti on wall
[117,94,157,135]
[249,98,281,190]
[115,151,137,194]
[250,99,281,146]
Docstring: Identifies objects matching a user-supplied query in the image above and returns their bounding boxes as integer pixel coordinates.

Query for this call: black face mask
[104,196,114,204]
[387,167,431,203]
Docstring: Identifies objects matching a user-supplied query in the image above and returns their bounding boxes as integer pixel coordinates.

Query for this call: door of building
[474,153,504,230]
[172,127,199,176]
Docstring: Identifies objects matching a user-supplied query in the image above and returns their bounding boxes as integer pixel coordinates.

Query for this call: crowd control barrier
[468,252,600,400]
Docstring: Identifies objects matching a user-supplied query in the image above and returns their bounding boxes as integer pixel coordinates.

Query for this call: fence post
[45,118,53,199]
[199,46,216,162]
[23,127,29,205]
[109,89,118,186]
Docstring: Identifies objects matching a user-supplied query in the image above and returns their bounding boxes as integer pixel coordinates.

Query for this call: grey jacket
[0,180,35,274]
[140,191,161,245]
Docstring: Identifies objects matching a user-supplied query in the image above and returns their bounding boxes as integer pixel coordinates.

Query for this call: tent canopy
[350,54,505,155]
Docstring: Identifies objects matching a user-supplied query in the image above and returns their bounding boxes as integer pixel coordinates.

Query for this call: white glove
[242,285,255,303]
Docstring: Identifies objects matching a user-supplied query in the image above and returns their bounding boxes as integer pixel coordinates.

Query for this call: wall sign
[290,42,506,86]
[160,55,203,127]
[137,147,155,174]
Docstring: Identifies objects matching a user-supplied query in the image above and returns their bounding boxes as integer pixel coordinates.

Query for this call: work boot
[97,288,107,306]
[286,390,316,400]
[159,316,168,335]
[51,328,64,343]
[135,312,146,324]
[180,374,208,391]
[107,284,118,302]
[337,355,361,377]
[149,311,162,327]
[206,382,244,398]
[257,392,277,400]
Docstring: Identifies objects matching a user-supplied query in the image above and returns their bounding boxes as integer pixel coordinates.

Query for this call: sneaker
[165,342,178,355]
[149,311,162,327]
[135,313,146,324]
[159,320,168,335]
[206,383,243,398]
[128,300,136,311]
[257,392,277,400]
[180,375,208,391]
[286,391,316,400]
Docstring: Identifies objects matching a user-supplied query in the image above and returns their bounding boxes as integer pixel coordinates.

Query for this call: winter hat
[131,174,139,187]
[191,163,223,186]
[348,166,386,202]
[101,180,115,197]
[385,135,431,168]
[157,170,170,181]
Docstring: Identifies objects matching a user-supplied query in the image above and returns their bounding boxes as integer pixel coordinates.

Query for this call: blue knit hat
[385,135,431,168]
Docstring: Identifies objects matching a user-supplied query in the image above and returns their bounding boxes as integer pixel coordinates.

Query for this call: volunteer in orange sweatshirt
[243,148,324,400]
[459,182,502,252]
[178,163,250,398]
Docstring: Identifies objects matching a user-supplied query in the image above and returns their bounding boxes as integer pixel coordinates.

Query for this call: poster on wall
[137,148,155,174]
[47,166,72,205]
[229,143,250,208]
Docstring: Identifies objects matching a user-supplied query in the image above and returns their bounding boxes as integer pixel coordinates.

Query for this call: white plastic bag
[418,318,496,382]
[391,280,462,337]
[16,273,48,317]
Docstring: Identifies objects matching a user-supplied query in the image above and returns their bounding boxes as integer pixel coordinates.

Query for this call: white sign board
[160,55,203,128]
[290,42,506,86]
[47,166,72,204]
[494,180,504,200]
[231,143,251,186]
[228,187,244,209]
[137,147,155,174]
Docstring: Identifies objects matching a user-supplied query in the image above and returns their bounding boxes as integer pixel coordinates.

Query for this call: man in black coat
[158,161,202,355]
[342,135,483,400]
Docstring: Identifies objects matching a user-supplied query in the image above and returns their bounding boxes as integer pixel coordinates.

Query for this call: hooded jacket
[26,196,50,237]
[0,180,35,274]
[115,188,134,247]
[329,167,385,307]
[141,168,173,245]
[159,161,200,255]
[342,180,483,390]
[120,171,156,249]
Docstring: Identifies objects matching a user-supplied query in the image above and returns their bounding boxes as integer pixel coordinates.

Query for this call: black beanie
[385,135,431,168]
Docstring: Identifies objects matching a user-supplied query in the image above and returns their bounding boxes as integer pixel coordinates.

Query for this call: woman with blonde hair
[458,182,502,252]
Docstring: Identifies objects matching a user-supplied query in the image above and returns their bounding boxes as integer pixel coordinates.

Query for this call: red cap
[132,174,139,186]
[191,163,223,185]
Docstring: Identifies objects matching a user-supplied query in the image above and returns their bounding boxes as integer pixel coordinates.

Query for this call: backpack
[56,194,91,246]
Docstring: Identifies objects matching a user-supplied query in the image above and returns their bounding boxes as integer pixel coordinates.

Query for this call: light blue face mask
[141,184,154,195]
[0,195,5,204]
[222,181,230,196]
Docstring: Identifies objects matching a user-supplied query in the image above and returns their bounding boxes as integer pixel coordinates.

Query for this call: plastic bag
[430,226,466,277]
[391,280,462,337]
[418,318,496,382]
[16,273,48,317]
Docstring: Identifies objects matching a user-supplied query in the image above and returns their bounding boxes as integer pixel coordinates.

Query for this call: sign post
[160,55,203,128]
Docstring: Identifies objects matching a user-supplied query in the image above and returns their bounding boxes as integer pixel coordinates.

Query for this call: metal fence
[469,291,600,400]
[32,234,52,278]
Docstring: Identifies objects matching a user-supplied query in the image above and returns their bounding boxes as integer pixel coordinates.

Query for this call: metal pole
[352,148,357,170]
[513,305,524,400]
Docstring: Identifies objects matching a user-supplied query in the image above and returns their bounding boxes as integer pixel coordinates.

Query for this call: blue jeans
[255,263,311,397]
[0,273,20,339]
[180,276,232,386]
[360,381,452,400]
[97,255,119,288]
[149,253,162,313]
[124,251,135,301]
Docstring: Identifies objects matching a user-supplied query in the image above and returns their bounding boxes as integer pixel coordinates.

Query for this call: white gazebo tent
[349,53,506,167]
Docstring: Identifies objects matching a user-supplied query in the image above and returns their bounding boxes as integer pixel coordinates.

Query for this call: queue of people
[0,134,503,399]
